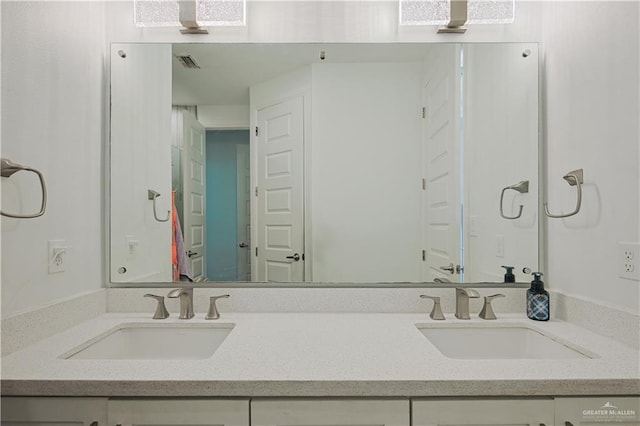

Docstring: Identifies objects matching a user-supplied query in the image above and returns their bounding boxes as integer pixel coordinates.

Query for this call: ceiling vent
[175,54,201,69]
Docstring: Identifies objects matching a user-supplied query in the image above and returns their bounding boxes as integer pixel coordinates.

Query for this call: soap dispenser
[501,266,515,283]
[527,272,550,321]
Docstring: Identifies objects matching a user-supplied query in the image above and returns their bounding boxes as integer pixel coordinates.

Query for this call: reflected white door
[236,143,251,281]
[422,45,462,281]
[256,97,305,282]
[182,110,206,280]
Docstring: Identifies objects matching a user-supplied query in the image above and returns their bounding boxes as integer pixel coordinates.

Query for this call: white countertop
[2,313,639,397]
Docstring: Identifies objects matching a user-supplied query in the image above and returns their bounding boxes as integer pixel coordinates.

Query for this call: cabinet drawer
[413,398,554,426]
[555,397,640,426]
[107,399,249,426]
[1,397,107,426]
[251,399,409,426]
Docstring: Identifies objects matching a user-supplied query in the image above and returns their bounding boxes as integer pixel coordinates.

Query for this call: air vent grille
[175,54,201,69]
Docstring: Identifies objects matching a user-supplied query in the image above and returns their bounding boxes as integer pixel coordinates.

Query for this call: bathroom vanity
[2,291,639,426]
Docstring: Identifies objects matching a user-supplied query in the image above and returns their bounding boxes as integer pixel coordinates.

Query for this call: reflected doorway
[205,130,251,281]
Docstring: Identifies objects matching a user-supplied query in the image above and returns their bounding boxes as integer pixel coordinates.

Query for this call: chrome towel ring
[499,180,529,220]
[0,158,47,219]
[544,169,583,218]
[147,189,171,222]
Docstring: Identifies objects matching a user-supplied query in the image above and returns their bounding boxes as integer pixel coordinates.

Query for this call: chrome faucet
[167,287,194,319]
[455,287,480,320]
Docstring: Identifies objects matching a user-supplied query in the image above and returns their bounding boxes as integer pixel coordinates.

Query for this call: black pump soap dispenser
[501,266,515,283]
[527,272,550,321]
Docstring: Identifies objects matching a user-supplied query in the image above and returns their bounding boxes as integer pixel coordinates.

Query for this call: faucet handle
[479,293,506,320]
[144,294,170,319]
[420,295,445,320]
[206,295,230,320]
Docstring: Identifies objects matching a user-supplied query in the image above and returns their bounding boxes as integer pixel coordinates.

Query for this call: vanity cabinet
[554,397,640,426]
[251,399,409,426]
[412,398,554,426]
[107,399,249,426]
[0,397,107,426]
[4,396,640,426]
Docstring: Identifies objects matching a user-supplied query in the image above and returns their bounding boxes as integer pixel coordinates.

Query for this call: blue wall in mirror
[205,130,250,281]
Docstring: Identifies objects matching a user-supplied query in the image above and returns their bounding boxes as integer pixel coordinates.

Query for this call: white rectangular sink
[417,324,593,359]
[63,323,234,360]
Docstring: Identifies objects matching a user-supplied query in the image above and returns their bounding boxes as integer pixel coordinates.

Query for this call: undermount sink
[62,323,234,360]
[417,324,592,359]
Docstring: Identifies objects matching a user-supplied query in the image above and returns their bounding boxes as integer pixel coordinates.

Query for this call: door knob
[286,253,301,261]
[238,242,249,248]
[440,263,455,274]
[187,250,198,258]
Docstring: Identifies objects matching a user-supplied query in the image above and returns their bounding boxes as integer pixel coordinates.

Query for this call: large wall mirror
[109,42,540,286]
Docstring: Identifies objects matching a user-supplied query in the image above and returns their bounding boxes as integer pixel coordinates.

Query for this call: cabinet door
[251,399,409,426]
[413,398,554,426]
[555,397,640,426]
[1,397,107,426]
[107,399,249,426]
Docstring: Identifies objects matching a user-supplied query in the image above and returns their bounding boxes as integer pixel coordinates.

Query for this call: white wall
[1,2,106,317]
[197,105,250,129]
[310,62,423,282]
[542,1,640,313]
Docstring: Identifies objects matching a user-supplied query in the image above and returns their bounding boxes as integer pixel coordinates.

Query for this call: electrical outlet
[619,242,640,281]
[48,240,67,274]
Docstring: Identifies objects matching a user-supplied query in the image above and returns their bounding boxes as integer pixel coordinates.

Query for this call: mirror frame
[105,41,544,289]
